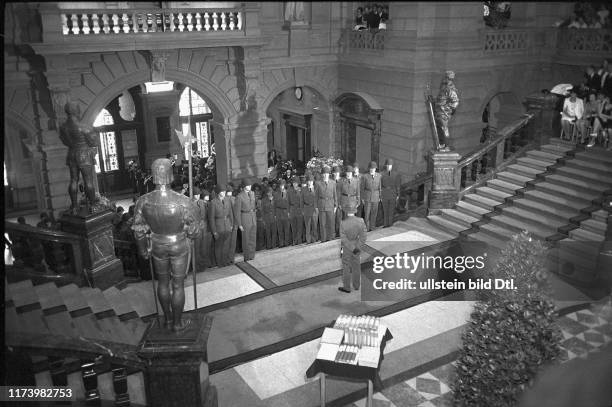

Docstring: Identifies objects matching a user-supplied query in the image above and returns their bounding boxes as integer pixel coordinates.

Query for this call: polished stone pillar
[428,150,461,215]
[60,209,124,289]
[138,313,217,407]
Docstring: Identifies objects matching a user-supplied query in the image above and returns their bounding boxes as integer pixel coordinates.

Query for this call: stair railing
[5,221,85,286]
[5,331,147,406]
[457,114,534,198]
[399,172,433,213]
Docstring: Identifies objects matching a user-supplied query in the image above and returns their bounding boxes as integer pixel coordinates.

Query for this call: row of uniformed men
[190,159,401,270]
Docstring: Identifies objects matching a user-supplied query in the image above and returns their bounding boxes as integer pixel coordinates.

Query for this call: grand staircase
[427,138,611,271]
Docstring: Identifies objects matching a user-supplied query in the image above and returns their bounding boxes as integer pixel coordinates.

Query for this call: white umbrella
[550,83,573,95]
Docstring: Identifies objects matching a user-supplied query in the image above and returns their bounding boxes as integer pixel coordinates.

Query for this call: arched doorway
[334,92,383,167]
[265,86,331,171]
[481,92,524,142]
[90,82,221,195]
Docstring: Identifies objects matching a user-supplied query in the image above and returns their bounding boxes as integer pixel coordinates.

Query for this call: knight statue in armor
[132,158,200,332]
[434,70,460,151]
[59,101,99,213]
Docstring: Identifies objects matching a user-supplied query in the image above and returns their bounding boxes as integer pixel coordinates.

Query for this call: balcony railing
[483,28,530,53]
[556,28,612,52]
[60,8,243,36]
[342,29,386,50]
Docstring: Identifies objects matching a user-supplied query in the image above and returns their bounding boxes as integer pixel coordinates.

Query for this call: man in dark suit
[361,161,382,231]
[315,165,338,242]
[338,204,367,293]
[302,174,318,243]
[274,179,291,247]
[288,177,304,245]
[234,179,257,261]
[209,184,234,267]
[194,190,213,270]
[585,65,601,93]
[381,158,401,228]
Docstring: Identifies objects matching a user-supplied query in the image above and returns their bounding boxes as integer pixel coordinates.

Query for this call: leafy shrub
[453,231,562,407]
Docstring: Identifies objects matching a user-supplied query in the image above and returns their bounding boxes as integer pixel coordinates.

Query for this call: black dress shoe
[338,287,351,293]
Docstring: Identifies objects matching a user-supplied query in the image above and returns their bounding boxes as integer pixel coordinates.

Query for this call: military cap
[214,184,225,194]
[353,162,360,169]
[291,176,300,184]
[384,158,394,166]
[368,161,378,169]
[322,165,331,174]
[333,166,341,173]
[345,165,354,173]
[242,178,252,187]
[343,205,357,214]
[201,190,210,198]
[307,174,315,181]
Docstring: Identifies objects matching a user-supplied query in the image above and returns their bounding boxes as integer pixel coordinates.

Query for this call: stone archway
[481,91,524,140]
[333,92,383,167]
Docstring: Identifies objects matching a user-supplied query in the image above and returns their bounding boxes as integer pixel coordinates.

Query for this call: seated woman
[583,93,600,145]
[354,7,366,30]
[591,94,612,148]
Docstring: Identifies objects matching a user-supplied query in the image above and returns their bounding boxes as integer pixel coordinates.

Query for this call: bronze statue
[434,71,460,151]
[59,101,99,213]
[132,158,200,332]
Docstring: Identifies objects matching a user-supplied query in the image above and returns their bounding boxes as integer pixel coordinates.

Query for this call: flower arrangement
[305,152,344,175]
[192,150,216,191]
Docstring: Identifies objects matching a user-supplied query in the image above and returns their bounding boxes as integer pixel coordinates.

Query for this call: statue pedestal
[138,313,217,407]
[428,149,461,215]
[60,209,124,289]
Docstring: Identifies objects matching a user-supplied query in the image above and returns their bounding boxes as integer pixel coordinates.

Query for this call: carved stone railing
[556,28,612,53]
[400,172,433,212]
[483,28,530,52]
[5,331,147,406]
[343,29,386,50]
[457,114,534,196]
[59,8,243,36]
[5,221,85,286]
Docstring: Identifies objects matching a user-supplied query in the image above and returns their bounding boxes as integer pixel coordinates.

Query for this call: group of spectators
[354,4,389,31]
[112,205,136,242]
[559,58,612,148]
[555,2,610,29]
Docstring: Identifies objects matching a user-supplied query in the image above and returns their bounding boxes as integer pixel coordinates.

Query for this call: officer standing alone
[338,204,367,293]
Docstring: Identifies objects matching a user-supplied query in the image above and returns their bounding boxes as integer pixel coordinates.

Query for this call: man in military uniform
[59,101,99,213]
[194,190,213,271]
[288,177,304,245]
[209,185,234,267]
[353,162,363,218]
[315,166,338,242]
[339,165,361,219]
[338,204,367,293]
[234,179,257,261]
[274,179,291,247]
[333,166,343,237]
[253,184,266,251]
[132,158,199,332]
[381,158,401,228]
[262,187,277,249]
[302,175,318,243]
[226,183,238,264]
[361,161,382,231]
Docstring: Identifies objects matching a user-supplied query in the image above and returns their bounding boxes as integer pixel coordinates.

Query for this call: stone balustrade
[60,8,244,36]
[556,28,612,53]
[344,29,386,50]
[483,28,530,53]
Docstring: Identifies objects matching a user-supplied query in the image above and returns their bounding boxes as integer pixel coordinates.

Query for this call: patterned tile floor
[345,298,612,407]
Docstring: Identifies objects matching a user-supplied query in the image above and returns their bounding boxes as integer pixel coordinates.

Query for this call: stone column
[428,150,461,215]
[138,314,217,407]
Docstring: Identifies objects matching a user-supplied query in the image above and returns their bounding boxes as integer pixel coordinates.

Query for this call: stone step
[463,193,503,211]
[121,286,158,319]
[574,150,612,164]
[496,171,534,187]
[44,310,79,337]
[81,287,114,316]
[540,144,572,156]
[102,287,136,319]
[511,198,577,224]
[535,182,598,203]
[486,178,524,195]
[72,313,114,342]
[506,163,544,178]
[527,149,564,162]
[474,186,512,202]
[19,308,50,334]
[96,315,136,345]
[555,165,612,186]
[427,215,469,235]
[516,156,555,171]
[548,138,577,149]
[9,279,38,309]
[5,306,20,332]
[467,230,508,250]
[578,218,607,236]
[569,227,606,242]
[34,282,65,313]
[488,214,556,240]
[544,174,609,195]
[476,223,516,243]
[440,209,479,228]
[592,210,610,223]
[547,247,598,284]
[566,157,612,175]
[522,189,588,211]
[455,201,491,218]
[500,206,567,230]
[58,284,91,317]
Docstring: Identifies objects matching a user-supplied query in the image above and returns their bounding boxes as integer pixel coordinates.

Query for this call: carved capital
[49,86,71,121]
[149,50,169,82]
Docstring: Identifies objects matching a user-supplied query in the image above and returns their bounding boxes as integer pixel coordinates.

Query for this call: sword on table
[175,128,198,310]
